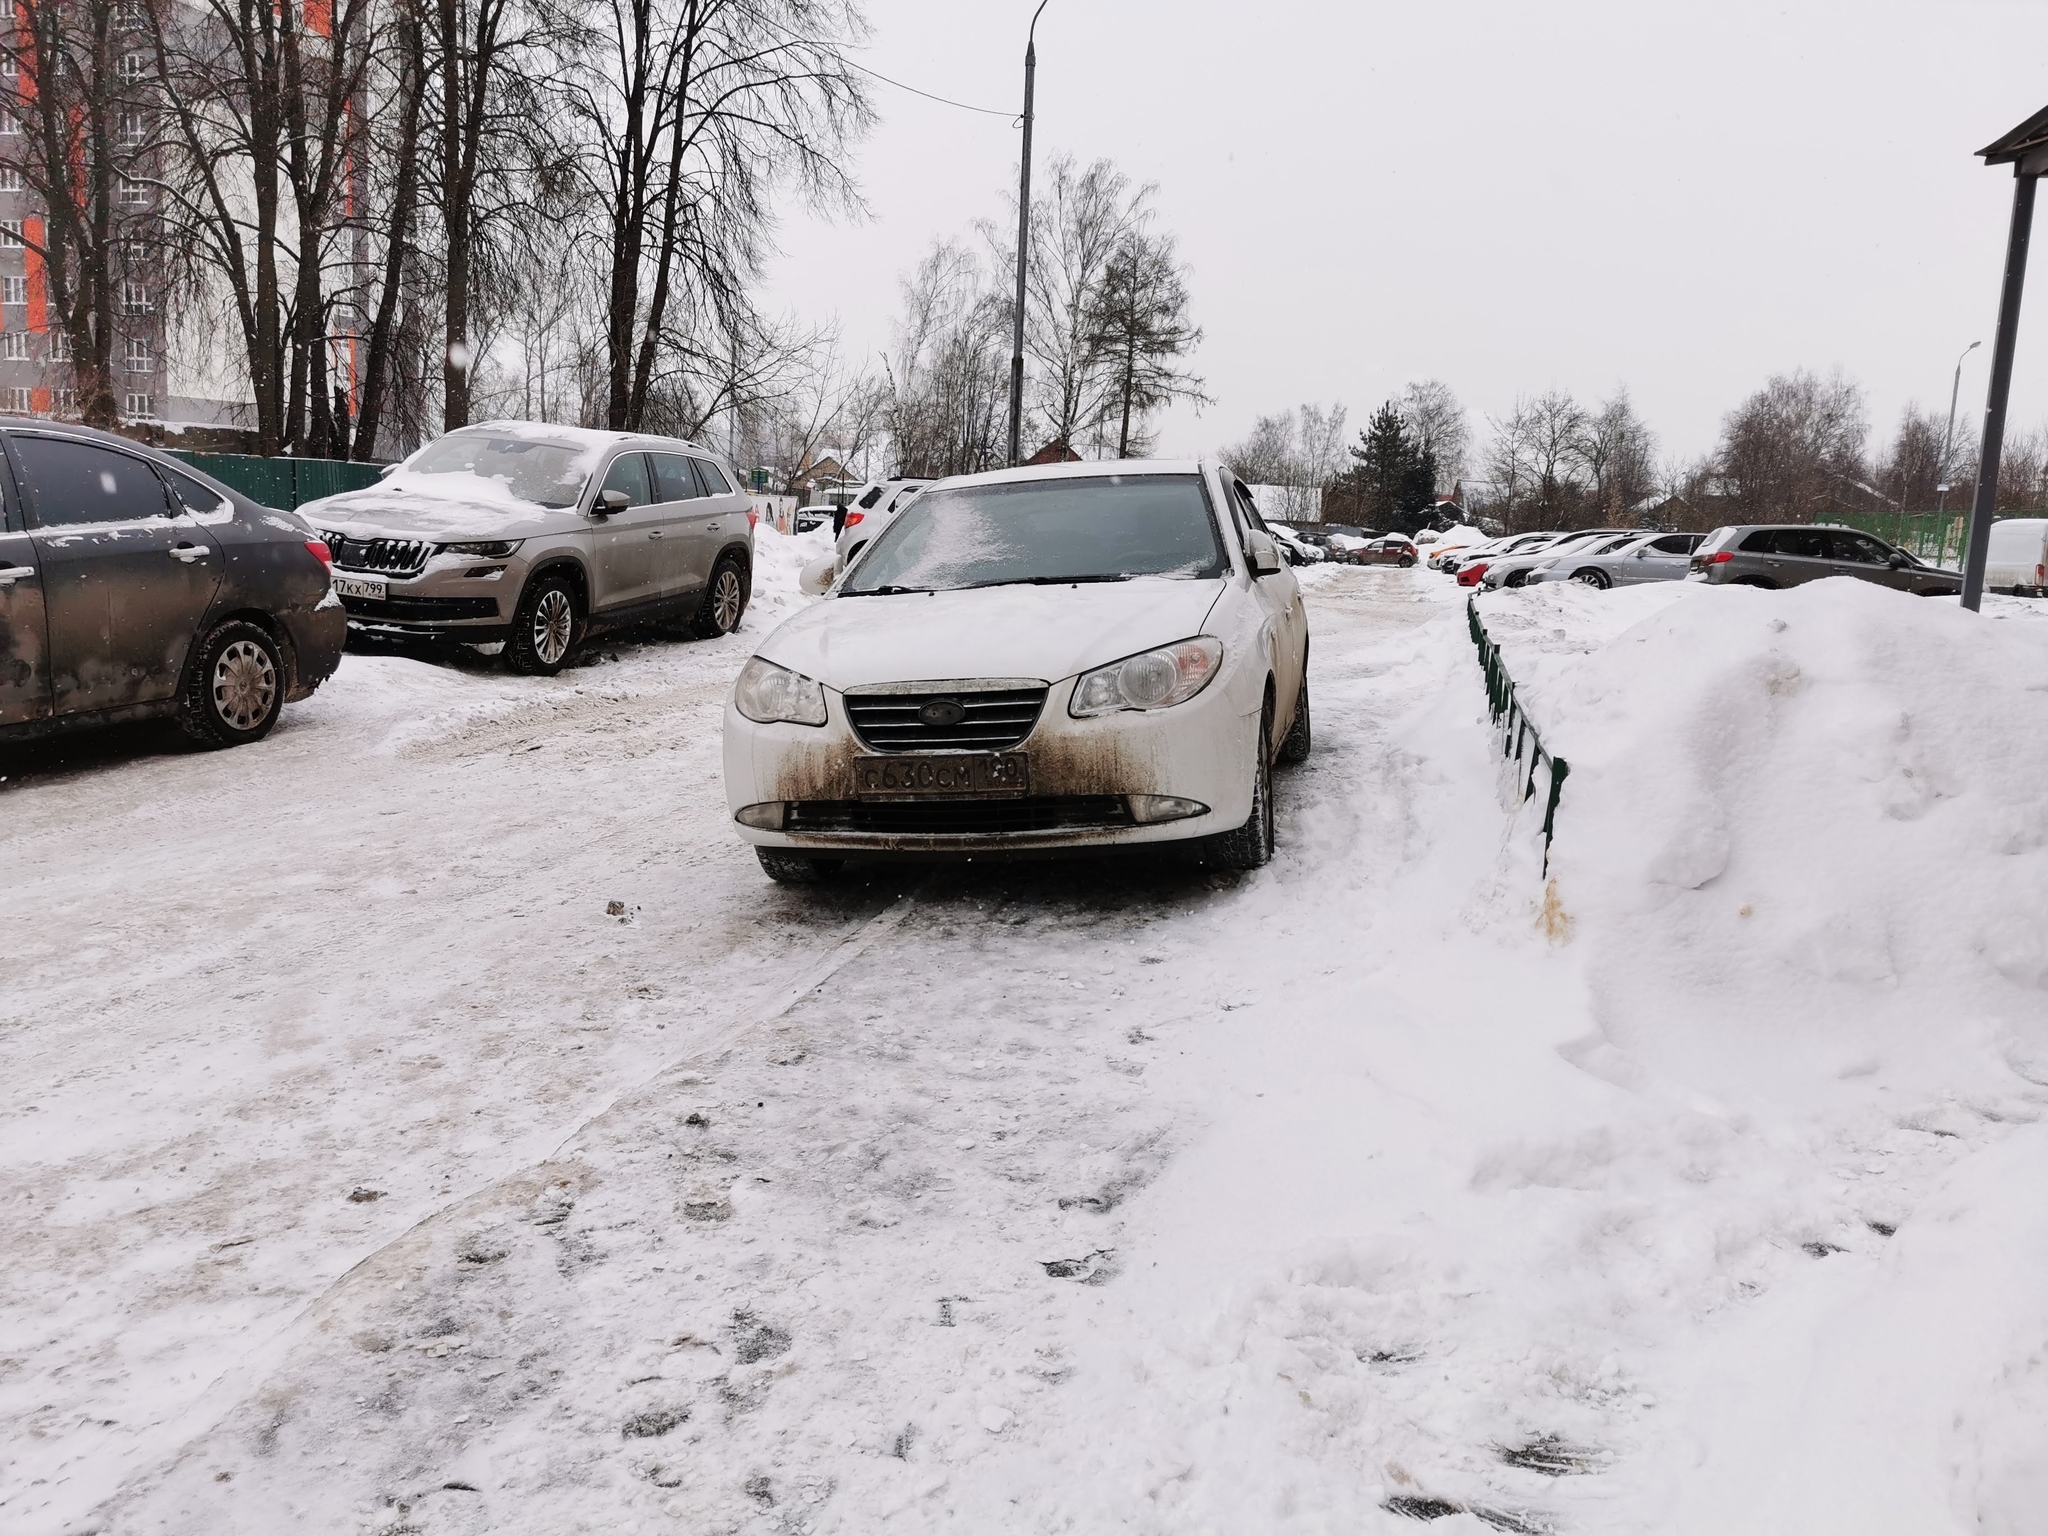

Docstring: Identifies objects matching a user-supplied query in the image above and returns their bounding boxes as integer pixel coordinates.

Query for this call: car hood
[298,476,581,541]
[757,578,1227,690]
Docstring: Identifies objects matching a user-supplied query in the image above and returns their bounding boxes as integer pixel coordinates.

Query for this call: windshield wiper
[842,584,934,597]
[954,573,1139,591]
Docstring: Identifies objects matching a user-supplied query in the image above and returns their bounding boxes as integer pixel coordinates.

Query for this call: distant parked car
[1528,531,1703,588]
[1351,535,1418,567]
[833,477,934,567]
[1987,517,2048,596]
[1439,531,1561,576]
[305,422,757,676]
[1688,525,1963,597]
[0,421,344,747]
[1481,529,1639,589]
[1270,525,1324,564]
[794,504,836,533]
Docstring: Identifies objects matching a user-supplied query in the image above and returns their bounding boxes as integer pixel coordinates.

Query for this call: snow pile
[744,519,832,631]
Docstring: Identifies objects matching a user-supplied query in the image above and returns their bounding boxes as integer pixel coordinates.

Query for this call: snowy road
[8,553,2047,1535]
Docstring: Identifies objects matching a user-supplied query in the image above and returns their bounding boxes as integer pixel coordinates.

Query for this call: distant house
[788,454,853,500]
[1027,437,1084,466]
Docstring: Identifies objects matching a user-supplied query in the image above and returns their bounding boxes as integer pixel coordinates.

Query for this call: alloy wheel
[213,639,277,731]
[533,588,573,663]
[711,569,744,633]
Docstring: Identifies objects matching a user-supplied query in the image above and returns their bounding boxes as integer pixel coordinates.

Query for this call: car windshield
[840,473,1228,595]
[406,433,594,508]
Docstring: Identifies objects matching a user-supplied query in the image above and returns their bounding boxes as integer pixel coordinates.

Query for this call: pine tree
[1336,401,1437,531]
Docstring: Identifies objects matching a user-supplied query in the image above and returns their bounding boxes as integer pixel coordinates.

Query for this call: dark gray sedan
[0,422,345,748]
[1688,524,1963,597]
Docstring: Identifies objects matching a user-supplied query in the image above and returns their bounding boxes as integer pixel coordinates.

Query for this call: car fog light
[1127,795,1209,825]
[734,802,787,830]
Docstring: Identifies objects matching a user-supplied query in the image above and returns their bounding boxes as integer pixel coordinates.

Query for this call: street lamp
[1937,338,1980,515]
[1961,106,2048,611]
[1006,1,1049,469]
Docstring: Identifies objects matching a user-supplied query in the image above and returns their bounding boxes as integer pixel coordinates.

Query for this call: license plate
[852,753,1029,799]
[333,573,387,600]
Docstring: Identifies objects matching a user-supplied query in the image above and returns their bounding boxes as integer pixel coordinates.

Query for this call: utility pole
[1007,1,1048,468]
[1936,339,1980,515]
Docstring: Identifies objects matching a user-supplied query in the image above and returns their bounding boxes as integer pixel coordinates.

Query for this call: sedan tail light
[306,540,333,565]
[844,510,864,527]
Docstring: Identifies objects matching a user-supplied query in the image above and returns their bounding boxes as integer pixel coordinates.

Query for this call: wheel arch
[189,606,299,696]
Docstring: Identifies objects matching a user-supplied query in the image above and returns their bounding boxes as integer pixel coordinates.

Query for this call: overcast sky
[758,0,2048,475]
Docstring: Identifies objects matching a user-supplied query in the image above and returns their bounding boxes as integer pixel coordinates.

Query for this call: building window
[1,220,23,247]
[123,391,154,419]
[4,386,27,413]
[115,0,145,24]
[0,53,17,78]
[117,177,148,206]
[48,329,69,361]
[122,336,150,372]
[0,110,18,137]
[0,168,20,192]
[118,111,147,147]
[52,386,75,414]
[3,275,24,305]
[118,51,146,81]
[121,281,150,315]
[0,332,27,360]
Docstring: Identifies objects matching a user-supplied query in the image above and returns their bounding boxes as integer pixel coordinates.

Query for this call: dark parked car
[1689,524,1963,597]
[0,421,344,748]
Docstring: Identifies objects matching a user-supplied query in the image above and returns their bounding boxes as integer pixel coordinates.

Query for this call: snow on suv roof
[933,458,1205,492]
[460,420,707,454]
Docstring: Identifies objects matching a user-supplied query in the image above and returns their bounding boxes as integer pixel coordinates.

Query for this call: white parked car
[1526,530,1704,587]
[1480,529,1638,589]
[1987,517,2048,596]
[833,477,933,566]
[725,460,1311,883]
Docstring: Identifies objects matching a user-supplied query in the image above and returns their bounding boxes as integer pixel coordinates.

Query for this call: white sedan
[724,460,1311,883]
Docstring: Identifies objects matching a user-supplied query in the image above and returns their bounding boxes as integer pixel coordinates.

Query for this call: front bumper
[336,553,518,639]
[724,673,1260,856]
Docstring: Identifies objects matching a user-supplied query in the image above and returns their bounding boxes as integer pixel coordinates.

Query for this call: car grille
[843,686,1047,752]
[324,534,432,578]
[342,594,501,621]
[786,796,1132,837]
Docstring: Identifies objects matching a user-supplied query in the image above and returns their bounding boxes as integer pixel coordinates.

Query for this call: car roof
[461,420,715,456]
[929,457,1206,492]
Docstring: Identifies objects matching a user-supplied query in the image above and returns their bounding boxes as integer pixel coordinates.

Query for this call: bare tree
[1716,369,1871,521]
[1399,379,1467,489]
[886,238,1010,478]
[1572,387,1658,518]
[1221,409,1297,485]
[1876,404,1943,511]
[1085,227,1206,459]
[1016,153,1142,455]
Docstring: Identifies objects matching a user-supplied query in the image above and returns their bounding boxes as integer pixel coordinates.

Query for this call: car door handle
[647,530,664,539]
[0,562,33,584]
[706,522,722,531]
[169,543,210,562]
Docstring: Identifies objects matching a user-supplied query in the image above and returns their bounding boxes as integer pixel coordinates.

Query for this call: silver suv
[1688,524,1962,597]
[303,423,757,674]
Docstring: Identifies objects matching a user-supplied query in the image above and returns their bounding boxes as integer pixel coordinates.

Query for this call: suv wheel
[507,570,581,675]
[180,619,286,748]
[693,553,749,639]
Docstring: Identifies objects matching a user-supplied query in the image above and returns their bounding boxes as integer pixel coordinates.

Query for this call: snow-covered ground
[4,544,2046,1534]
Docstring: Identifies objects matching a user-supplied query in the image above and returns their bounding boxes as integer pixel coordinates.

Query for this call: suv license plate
[852,753,1028,799]
[333,574,387,600]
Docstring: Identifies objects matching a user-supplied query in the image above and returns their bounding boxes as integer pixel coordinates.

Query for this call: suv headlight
[1070,637,1222,718]
[439,539,523,557]
[734,656,828,726]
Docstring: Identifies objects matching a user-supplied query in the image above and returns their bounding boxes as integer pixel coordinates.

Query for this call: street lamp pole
[1937,339,1981,515]
[1007,1,1047,469]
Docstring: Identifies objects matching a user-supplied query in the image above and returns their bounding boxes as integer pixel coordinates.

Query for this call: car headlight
[734,655,828,726]
[1069,637,1222,718]
[439,539,523,557]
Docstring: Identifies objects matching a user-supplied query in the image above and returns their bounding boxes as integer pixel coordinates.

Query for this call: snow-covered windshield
[406,432,593,509]
[839,474,1227,595]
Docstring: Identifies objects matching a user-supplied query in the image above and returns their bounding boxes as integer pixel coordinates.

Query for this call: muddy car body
[0,420,343,747]
[725,460,1311,880]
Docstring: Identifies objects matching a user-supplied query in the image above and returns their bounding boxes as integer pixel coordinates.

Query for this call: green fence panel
[165,451,386,511]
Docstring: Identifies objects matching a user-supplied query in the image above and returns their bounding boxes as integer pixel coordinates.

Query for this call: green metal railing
[1831,511,1969,569]
[164,451,386,510]
[1468,596,1570,872]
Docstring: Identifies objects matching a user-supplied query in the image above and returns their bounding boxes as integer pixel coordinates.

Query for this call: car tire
[1207,694,1276,870]
[1572,568,1611,589]
[1277,677,1311,766]
[179,619,286,748]
[506,570,582,675]
[692,553,749,639]
[1398,554,1415,568]
[756,849,844,884]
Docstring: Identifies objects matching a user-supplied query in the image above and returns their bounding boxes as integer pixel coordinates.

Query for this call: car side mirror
[1246,530,1282,577]
[799,555,837,596]
[378,462,399,479]
[594,488,629,517]
[1887,552,1909,569]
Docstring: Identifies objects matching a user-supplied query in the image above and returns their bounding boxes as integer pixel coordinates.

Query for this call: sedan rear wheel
[179,619,286,748]
[1572,568,1611,589]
